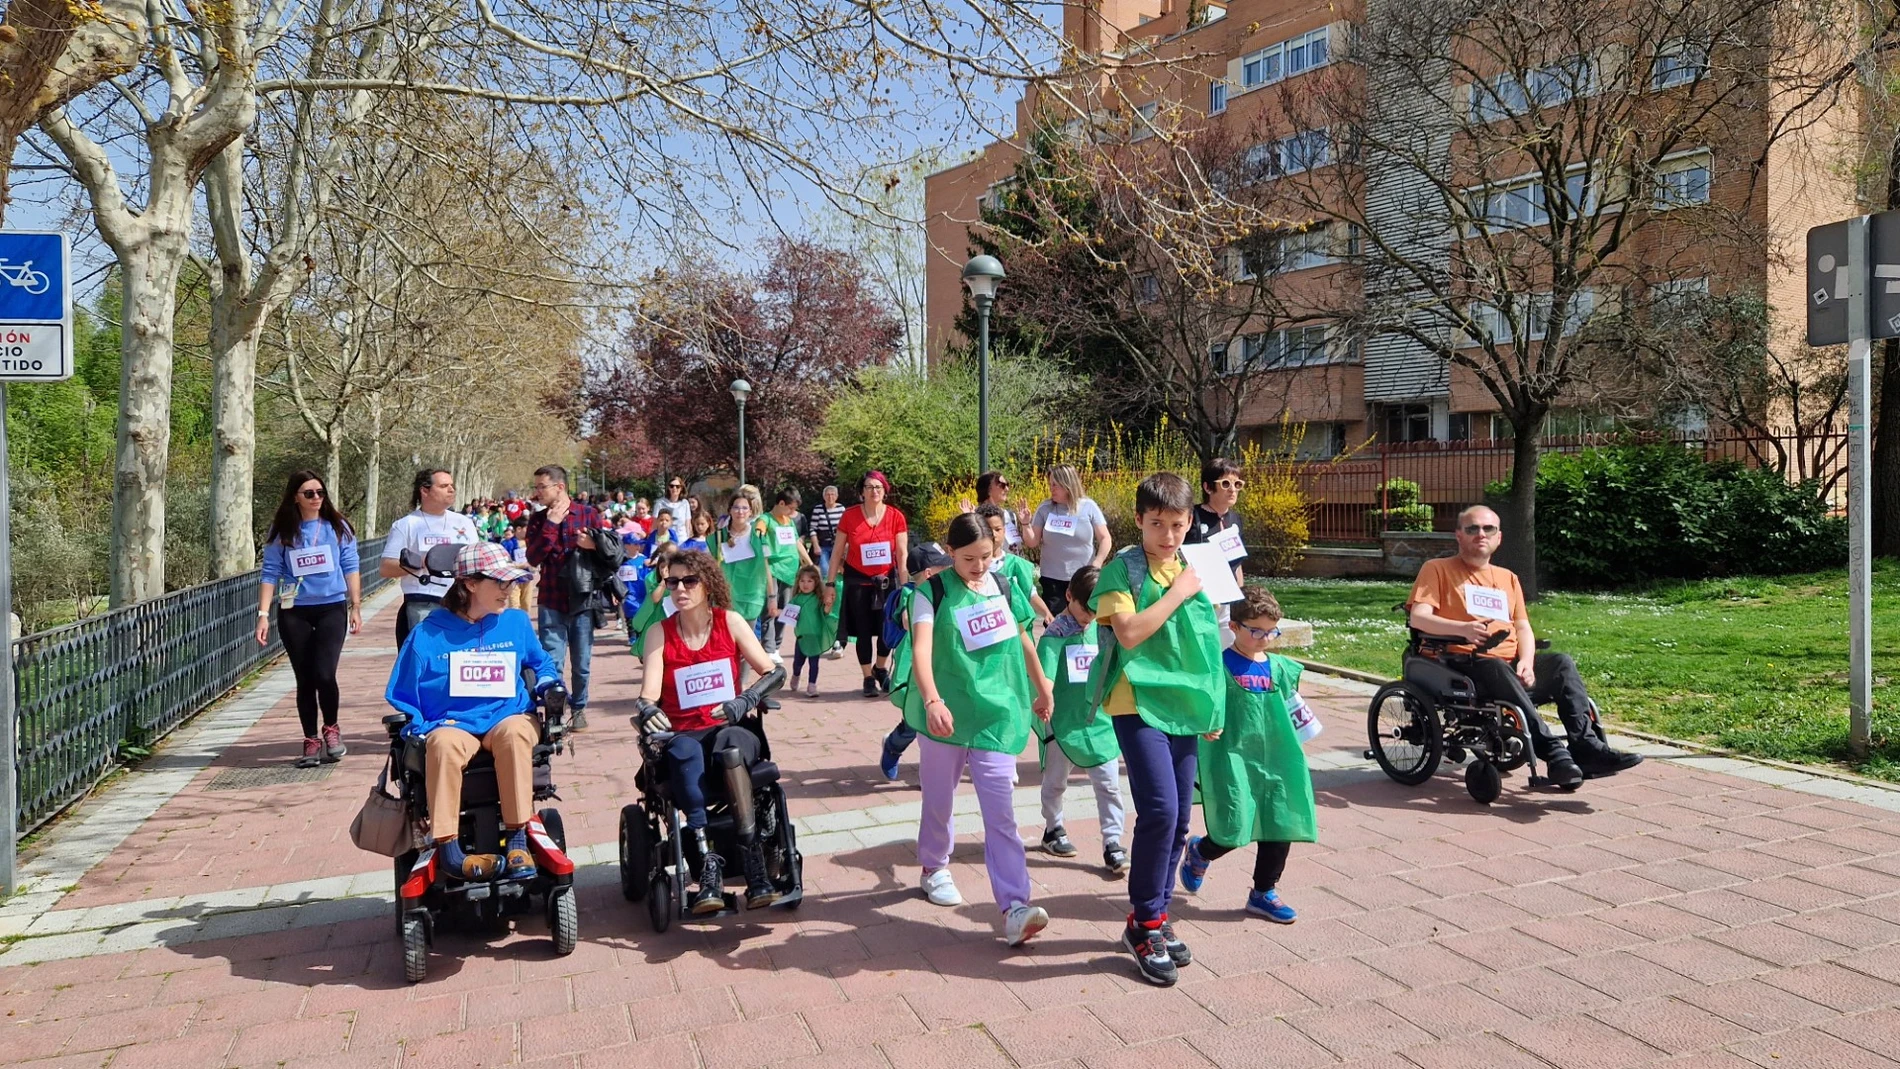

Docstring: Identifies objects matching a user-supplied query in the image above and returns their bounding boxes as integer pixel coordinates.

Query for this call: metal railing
[11,537,388,835]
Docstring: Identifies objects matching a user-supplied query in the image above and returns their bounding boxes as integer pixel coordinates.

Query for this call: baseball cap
[456,541,533,584]
[907,542,952,575]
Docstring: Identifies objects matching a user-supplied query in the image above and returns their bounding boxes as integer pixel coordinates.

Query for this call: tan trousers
[425,713,539,839]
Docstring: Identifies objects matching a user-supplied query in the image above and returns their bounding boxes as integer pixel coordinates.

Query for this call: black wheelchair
[1365,629,1583,804]
[617,699,805,930]
[382,547,578,982]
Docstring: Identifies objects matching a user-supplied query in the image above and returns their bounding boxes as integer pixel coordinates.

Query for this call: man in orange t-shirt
[1407,505,1642,781]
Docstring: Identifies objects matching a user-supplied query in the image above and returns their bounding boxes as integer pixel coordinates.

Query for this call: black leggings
[1039,576,1071,616]
[841,578,890,666]
[1198,838,1291,893]
[281,601,349,737]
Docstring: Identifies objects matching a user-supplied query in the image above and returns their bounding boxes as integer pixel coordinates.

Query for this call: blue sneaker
[1178,836,1210,893]
[878,744,901,782]
[1247,888,1297,924]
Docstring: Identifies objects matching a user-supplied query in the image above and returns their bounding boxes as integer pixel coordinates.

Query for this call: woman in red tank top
[636,550,779,913]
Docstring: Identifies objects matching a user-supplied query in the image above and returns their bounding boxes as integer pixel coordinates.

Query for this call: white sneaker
[769,651,783,667]
[823,643,844,661]
[1004,903,1049,946]
[805,683,818,698]
[920,867,962,906]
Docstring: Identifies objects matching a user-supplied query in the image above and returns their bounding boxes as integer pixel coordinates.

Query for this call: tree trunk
[364,394,384,535]
[325,433,343,496]
[110,226,191,604]
[1497,412,1546,601]
[206,144,261,577]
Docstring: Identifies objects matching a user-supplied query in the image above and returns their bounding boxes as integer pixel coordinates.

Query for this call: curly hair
[668,549,732,611]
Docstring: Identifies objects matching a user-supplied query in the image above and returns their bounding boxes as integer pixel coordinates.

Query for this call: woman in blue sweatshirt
[385,542,562,881]
[257,470,363,767]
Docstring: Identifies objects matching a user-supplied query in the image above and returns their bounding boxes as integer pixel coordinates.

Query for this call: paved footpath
[0,590,1898,1068]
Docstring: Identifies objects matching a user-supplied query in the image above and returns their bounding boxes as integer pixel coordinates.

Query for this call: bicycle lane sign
[0,231,71,381]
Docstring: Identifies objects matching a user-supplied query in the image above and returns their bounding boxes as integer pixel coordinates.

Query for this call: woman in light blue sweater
[257,470,362,767]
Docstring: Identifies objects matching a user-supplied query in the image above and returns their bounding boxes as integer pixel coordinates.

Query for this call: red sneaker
[321,724,346,762]
[297,736,321,768]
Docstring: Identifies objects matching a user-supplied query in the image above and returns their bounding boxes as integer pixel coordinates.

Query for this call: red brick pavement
[2,597,1898,1067]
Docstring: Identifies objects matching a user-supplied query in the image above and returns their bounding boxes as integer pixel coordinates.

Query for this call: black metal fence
[11,537,389,835]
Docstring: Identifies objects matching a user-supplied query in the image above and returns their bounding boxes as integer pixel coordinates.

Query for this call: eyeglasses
[661,575,703,589]
[1238,623,1281,641]
[995,480,1009,489]
[667,482,683,490]
[1213,478,1245,490]
[299,489,325,499]
[1461,524,1501,536]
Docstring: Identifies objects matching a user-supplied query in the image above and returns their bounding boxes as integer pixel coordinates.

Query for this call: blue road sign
[0,231,72,381]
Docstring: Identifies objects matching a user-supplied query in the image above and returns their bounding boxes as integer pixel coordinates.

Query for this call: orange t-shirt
[1406,557,1527,660]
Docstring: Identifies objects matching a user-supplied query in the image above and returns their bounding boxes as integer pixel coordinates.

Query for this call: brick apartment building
[922,0,1861,456]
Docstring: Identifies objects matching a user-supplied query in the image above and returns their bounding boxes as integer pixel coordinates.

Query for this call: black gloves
[714,666,786,722]
[633,696,672,734]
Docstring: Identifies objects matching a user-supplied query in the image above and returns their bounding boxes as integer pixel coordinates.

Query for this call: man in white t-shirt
[381,468,481,647]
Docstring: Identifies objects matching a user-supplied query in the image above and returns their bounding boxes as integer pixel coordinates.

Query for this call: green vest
[898,572,1033,754]
[1085,546,1224,736]
[1197,655,1318,846]
[626,589,674,637]
[765,513,802,585]
[714,521,771,621]
[1034,622,1120,768]
[995,553,1039,624]
[789,581,842,657]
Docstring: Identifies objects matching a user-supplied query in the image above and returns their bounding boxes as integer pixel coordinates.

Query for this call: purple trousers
[915,736,1033,912]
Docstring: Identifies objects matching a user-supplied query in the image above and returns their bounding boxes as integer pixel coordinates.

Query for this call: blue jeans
[884,720,917,759]
[538,606,596,711]
[664,726,762,829]
[817,546,832,579]
[1113,715,1198,923]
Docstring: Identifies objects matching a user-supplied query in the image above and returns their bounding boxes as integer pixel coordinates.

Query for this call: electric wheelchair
[382,544,578,983]
[618,692,805,930]
[1365,628,1586,804]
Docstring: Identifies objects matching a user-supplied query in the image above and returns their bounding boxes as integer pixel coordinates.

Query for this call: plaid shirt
[525,501,602,614]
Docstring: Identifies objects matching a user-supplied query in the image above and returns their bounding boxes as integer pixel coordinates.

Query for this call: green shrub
[1364,479,1431,535]
[1491,444,1846,585]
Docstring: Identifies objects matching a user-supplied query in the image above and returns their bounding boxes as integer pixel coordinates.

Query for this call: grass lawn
[1267,563,1900,781]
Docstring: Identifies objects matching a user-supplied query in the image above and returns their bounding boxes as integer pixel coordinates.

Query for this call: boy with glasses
[1407,505,1641,782]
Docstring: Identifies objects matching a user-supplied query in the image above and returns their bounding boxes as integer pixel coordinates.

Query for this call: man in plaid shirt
[527,464,602,730]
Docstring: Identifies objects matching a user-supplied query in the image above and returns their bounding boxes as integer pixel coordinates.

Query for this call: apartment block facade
[922,0,1862,454]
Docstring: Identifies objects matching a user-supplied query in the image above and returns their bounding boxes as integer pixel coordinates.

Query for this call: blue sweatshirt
[261,520,362,605]
[386,607,561,738]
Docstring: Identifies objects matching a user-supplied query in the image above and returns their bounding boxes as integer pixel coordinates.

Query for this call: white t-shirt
[657,497,693,540]
[383,509,481,596]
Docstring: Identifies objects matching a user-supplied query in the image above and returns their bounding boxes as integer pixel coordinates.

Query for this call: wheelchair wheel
[402,917,428,983]
[549,888,578,955]
[648,870,676,932]
[538,808,566,852]
[393,850,418,938]
[620,805,650,902]
[1367,681,1442,786]
[1465,760,1502,804]
[1493,705,1531,773]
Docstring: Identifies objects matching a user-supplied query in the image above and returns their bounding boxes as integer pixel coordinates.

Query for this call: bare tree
[0,0,140,221]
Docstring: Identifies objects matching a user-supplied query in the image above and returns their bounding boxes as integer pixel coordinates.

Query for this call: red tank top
[659,610,740,732]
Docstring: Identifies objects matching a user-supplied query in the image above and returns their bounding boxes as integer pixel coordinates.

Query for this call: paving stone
[1589,995,1756,1055]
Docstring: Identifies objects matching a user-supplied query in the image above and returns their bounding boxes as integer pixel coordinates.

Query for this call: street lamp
[729,377,752,486]
[962,254,1006,473]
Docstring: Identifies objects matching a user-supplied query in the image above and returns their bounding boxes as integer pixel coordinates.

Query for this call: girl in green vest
[903,512,1055,947]
[713,488,776,655]
[764,488,813,660]
[786,565,840,697]
[1033,565,1128,875]
[1179,587,1318,923]
[627,545,681,650]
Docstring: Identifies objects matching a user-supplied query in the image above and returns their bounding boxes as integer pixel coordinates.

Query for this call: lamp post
[961,255,1006,473]
[729,377,753,486]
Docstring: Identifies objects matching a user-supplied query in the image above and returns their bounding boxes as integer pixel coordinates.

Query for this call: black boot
[1540,741,1584,788]
[718,747,779,908]
[690,828,726,915]
[1566,710,1643,778]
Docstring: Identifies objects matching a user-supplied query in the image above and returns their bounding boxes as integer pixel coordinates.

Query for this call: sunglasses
[668,483,683,489]
[1461,524,1501,536]
[995,480,1009,489]
[299,489,325,499]
[1238,623,1281,641]
[661,575,704,589]
[1213,478,1245,490]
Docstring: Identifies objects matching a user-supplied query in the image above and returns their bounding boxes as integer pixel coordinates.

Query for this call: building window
[1210,342,1232,375]
[1651,276,1710,325]
[1652,38,1709,90]
[1202,4,1226,23]
[1468,300,1513,345]
[1210,79,1227,114]
[1131,101,1159,141]
[1464,291,1600,346]
[1233,325,1336,370]
[1134,273,1160,303]
[1653,151,1711,209]
[1470,55,1597,122]
[1240,27,1329,90]
[1271,226,1333,272]
[1382,404,1434,444]
[1466,167,1598,230]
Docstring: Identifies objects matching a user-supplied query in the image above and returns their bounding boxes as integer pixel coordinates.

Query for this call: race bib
[721,534,754,563]
[663,599,679,618]
[779,602,802,627]
[288,544,335,578]
[674,659,736,708]
[1064,643,1097,684]
[448,651,516,699]
[774,525,798,547]
[1044,513,1078,537]
[616,563,641,583]
[420,535,454,547]
[1213,525,1248,562]
[953,598,1018,652]
[1462,583,1512,622]
[859,541,892,567]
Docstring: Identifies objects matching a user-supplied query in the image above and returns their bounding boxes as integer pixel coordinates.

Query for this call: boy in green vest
[1087,472,1223,987]
[1179,586,1318,923]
